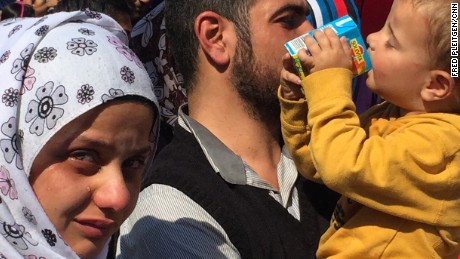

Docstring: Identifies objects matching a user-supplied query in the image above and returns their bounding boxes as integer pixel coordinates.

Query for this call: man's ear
[194,11,232,66]
[421,70,456,101]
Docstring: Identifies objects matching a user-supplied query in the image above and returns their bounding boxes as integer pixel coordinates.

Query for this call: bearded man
[117,0,342,258]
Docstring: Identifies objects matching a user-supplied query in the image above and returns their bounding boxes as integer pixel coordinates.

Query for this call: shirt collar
[178,104,247,185]
[177,104,299,201]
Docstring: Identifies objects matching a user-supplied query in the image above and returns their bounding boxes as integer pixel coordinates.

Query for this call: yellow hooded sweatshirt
[279,68,460,259]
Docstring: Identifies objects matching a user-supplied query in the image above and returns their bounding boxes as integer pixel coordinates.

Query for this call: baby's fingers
[280,67,301,85]
[297,48,314,71]
[311,30,332,51]
[282,53,296,73]
[304,35,321,55]
[340,36,351,56]
[280,68,304,100]
[324,28,342,52]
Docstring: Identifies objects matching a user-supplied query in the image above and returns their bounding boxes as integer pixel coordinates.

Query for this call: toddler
[278,0,460,258]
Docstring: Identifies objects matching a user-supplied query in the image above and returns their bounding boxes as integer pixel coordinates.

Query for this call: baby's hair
[411,0,459,82]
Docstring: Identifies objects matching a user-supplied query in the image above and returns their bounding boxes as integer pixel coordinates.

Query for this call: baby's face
[365,0,432,111]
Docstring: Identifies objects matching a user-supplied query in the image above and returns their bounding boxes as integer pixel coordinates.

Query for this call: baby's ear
[421,70,456,101]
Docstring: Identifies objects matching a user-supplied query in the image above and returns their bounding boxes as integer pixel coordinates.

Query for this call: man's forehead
[250,0,308,14]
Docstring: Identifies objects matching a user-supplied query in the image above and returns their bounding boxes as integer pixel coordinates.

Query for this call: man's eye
[279,15,304,29]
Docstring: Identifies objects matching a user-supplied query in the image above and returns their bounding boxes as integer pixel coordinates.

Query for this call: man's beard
[230,42,281,129]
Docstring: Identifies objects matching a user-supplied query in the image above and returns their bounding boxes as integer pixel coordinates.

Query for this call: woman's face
[29,100,155,258]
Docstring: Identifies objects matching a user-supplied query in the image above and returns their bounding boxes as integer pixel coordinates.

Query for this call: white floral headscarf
[0,11,159,258]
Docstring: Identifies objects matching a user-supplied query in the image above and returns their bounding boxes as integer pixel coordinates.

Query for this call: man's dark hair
[164,0,256,92]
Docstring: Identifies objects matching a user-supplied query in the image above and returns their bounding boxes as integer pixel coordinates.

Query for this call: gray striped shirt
[117,105,301,258]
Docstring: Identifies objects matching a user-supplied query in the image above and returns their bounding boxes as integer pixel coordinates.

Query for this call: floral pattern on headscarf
[11,43,34,81]
[24,82,68,136]
[0,166,17,200]
[0,11,159,258]
[67,37,98,56]
[0,118,22,170]
[0,221,37,250]
[108,35,144,68]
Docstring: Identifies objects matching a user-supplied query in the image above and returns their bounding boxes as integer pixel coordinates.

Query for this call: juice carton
[284,15,372,79]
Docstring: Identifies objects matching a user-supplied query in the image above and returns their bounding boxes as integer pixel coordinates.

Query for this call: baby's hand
[300,28,352,74]
[280,53,304,100]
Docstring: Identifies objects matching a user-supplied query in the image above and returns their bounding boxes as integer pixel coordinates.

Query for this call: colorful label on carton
[284,15,372,79]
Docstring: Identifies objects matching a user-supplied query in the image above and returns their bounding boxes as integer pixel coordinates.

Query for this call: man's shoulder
[153,124,207,167]
[117,182,240,259]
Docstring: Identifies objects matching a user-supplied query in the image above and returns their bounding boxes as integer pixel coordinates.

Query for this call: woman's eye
[69,150,101,174]
[123,157,146,170]
[70,150,97,163]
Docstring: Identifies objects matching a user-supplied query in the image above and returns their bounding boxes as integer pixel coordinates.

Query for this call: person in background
[53,0,136,34]
[27,0,59,16]
[0,11,159,258]
[0,1,35,20]
[128,0,184,157]
[130,0,151,22]
[0,0,58,17]
[279,0,460,258]
[0,0,14,8]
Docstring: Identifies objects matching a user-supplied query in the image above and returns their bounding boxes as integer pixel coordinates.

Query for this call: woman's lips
[74,218,116,239]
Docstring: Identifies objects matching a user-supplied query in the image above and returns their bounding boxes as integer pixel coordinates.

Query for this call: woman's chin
[72,238,108,259]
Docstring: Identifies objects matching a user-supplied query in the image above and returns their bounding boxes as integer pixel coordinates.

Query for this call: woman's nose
[93,165,131,212]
